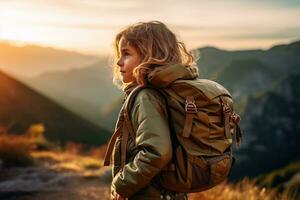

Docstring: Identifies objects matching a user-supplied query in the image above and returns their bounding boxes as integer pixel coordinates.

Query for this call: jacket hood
[147,63,199,87]
[123,81,138,96]
[123,63,199,95]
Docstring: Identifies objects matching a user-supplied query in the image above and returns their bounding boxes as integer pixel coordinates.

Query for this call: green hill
[0,70,111,145]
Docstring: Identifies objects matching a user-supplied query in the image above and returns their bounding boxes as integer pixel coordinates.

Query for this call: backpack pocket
[205,153,232,186]
[190,155,210,189]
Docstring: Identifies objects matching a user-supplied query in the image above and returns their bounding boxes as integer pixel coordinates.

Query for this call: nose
[117,57,123,67]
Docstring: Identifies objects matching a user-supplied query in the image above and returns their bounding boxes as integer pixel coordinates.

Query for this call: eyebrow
[121,48,130,51]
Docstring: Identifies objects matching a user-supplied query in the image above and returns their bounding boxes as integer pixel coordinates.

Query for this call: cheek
[126,57,141,70]
[127,65,137,75]
[132,56,142,67]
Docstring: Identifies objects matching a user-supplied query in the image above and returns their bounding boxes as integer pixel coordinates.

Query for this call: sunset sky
[1,0,300,56]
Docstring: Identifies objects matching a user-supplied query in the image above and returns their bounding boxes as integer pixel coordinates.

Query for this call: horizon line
[1,38,299,57]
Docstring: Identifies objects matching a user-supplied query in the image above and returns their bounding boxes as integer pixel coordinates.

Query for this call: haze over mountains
[0,41,121,131]
[23,62,122,131]
[0,41,100,77]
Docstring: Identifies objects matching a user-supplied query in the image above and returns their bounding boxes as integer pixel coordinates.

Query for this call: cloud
[1,0,300,54]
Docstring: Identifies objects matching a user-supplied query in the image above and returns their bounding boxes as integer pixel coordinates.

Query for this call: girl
[108,21,199,200]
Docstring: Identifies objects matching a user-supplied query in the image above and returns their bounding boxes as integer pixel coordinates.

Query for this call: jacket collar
[147,63,199,87]
[123,63,199,95]
[123,81,138,96]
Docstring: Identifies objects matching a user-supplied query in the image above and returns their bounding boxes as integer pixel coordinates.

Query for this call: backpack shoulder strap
[103,86,144,167]
[103,125,121,166]
[124,86,180,164]
[122,86,145,140]
[124,86,170,138]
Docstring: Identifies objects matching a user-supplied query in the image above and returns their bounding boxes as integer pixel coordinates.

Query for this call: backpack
[104,78,242,193]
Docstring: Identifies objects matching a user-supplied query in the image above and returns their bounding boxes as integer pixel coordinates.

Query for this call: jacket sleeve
[111,89,172,198]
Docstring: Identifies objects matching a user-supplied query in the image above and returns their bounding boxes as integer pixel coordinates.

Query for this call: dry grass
[188,178,297,200]
[0,124,51,167]
[0,133,35,167]
[31,150,104,178]
[89,143,108,159]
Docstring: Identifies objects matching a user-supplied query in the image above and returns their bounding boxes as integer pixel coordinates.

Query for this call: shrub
[0,133,35,167]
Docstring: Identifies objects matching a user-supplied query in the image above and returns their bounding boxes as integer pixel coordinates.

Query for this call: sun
[1,18,43,44]
[0,6,60,46]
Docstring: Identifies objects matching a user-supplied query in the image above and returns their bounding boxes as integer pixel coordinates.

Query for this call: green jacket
[111,63,198,199]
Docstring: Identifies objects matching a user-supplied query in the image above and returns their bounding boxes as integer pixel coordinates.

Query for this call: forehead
[118,37,134,52]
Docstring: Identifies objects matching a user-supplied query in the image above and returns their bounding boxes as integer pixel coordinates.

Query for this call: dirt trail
[0,151,112,200]
[2,175,110,200]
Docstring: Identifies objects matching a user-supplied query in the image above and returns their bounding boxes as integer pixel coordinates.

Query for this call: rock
[0,166,77,192]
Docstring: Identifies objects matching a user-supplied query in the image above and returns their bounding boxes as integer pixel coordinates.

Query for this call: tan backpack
[104,78,242,193]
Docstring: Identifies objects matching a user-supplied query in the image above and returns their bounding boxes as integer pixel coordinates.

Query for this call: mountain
[22,62,123,131]
[216,59,276,98]
[196,40,300,82]
[0,41,100,77]
[0,70,111,146]
[230,73,300,179]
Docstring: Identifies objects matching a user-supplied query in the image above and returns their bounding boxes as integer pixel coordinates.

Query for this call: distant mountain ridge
[197,40,300,81]
[0,70,111,145]
[0,41,101,77]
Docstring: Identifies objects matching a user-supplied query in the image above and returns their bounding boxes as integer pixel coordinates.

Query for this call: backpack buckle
[185,98,197,114]
[230,112,241,124]
[222,103,231,114]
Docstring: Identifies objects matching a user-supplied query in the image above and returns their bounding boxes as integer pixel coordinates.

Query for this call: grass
[0,125,298,199]
[188,178,298,200]
[255,161,300,198]
[0,132,35,167]
[0,124,107,180]
[31,148,105,179]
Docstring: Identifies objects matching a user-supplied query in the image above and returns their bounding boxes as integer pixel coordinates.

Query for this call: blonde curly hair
[112,20,195,88]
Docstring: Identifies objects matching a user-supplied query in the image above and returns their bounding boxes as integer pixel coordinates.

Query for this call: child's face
[117,36,142,83]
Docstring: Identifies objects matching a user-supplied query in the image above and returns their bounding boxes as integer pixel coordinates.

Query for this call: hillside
[231,73,300,179]
[216,59,275,98]
[0,70,111,145]
[23,62,123,131]
[256,161,300,195]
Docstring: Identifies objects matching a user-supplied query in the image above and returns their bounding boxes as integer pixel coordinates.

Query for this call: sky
[1,0,300,56]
